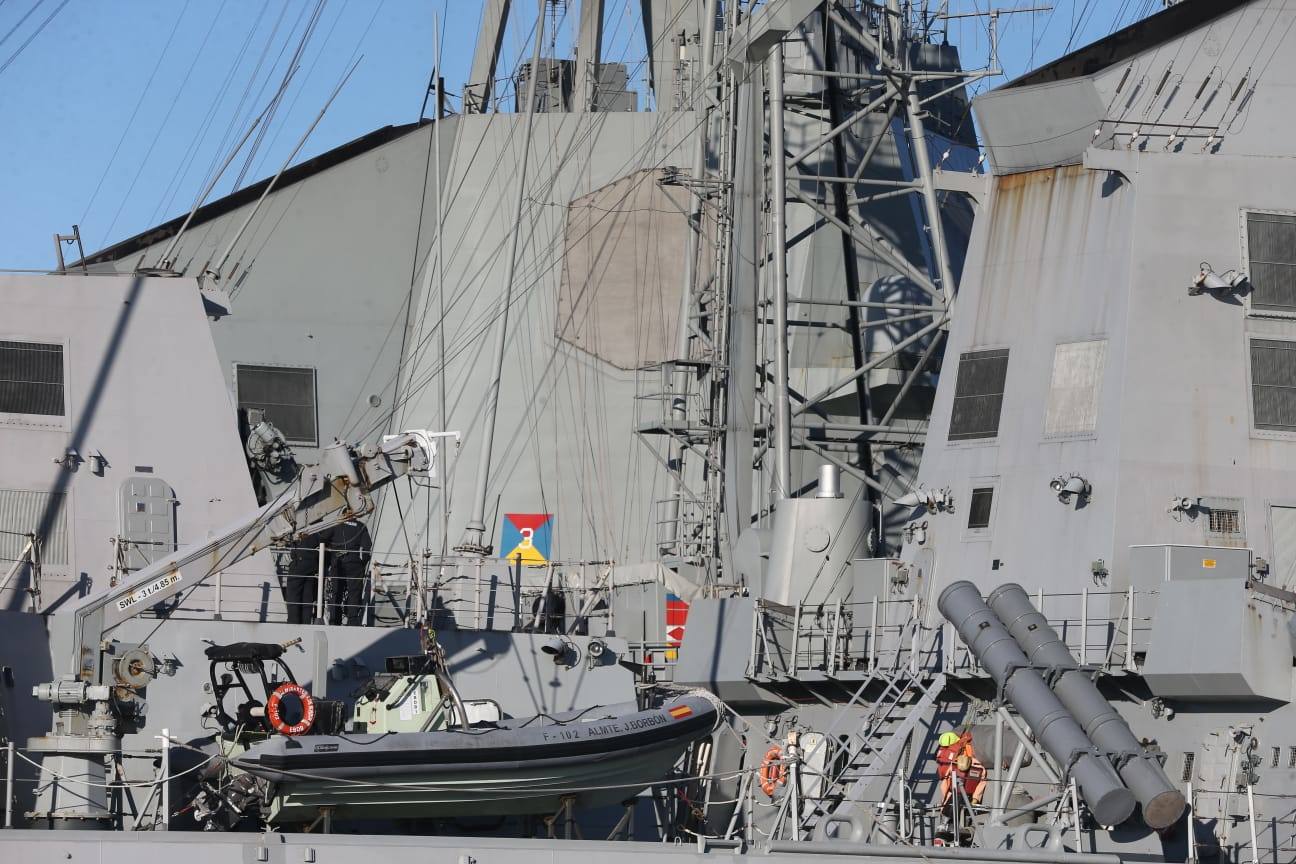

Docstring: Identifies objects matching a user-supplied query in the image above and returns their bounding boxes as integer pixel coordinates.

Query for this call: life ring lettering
[267,682,316,736]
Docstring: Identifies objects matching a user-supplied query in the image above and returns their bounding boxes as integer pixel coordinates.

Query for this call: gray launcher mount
[938,581,1136,827]
[987,583,1186,830]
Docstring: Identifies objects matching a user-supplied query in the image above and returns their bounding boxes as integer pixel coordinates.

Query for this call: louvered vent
[235,364,318,446]
[1248,212,1296,314]
[0,489,68,566]
[948,349,1009,441]
[1250,340,1296,432]
[967,487,995,531]
[0,341,64,416]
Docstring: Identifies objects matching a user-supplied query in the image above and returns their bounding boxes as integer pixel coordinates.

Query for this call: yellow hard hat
[939,732,960,747]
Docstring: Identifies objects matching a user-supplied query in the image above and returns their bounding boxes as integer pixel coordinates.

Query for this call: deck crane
[27,429,456,827]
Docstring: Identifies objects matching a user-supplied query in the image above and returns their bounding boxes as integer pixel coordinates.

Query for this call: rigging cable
[78,0,194,231]
[0,0,68,76]
[145,1,272,229]
[0,0,43,52]
[231,0,327,191]
[243,0,369,184]
[99,0,232,248]
[179,0,304,220]
[222,0,388,273]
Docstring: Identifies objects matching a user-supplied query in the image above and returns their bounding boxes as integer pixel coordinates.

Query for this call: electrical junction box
[1137,545,1292,702]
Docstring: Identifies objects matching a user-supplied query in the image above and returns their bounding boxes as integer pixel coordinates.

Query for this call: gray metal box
[1138,545,1291,702]
[608,579,667,643]
[1129,544,1251,591]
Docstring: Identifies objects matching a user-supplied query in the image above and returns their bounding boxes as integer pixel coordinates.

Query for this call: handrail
[753,588,1160,678]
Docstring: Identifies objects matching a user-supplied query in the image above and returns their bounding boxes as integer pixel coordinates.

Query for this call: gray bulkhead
[895,0,1296,856]
[0,275,274,614]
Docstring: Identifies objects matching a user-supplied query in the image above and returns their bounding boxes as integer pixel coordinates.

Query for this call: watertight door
[1268,504,1296,591]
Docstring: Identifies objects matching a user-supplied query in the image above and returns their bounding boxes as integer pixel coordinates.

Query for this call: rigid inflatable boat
[235,694,720,820]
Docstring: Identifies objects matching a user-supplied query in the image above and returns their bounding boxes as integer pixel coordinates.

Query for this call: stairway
[798,667,948,839]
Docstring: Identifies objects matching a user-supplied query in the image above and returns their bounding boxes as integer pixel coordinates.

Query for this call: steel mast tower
[645,0,997,590]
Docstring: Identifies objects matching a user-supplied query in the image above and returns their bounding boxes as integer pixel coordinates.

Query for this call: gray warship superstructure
[5,1,1296,863]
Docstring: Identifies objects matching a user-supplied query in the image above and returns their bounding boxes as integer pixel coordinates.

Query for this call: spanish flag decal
[668,705,693,720]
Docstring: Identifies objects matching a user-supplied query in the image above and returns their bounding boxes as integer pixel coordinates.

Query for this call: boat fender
[267,682,316,736]
[760,745,788,796]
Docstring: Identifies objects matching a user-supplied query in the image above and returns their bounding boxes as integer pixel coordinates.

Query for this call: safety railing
[1,732,188,831]
[623,640,681,679]
[133,548,616,636]
[750,587,1158,680]
[941,587,1155,676]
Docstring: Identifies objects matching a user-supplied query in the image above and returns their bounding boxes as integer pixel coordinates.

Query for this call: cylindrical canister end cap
[1090,786,1137,828]
[1142,789,1187,831]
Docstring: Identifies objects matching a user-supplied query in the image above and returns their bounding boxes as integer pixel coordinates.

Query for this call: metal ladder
[799,669,948,838]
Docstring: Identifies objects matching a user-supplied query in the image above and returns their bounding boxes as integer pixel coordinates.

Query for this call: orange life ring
[759,745,787,796]
[267,682,316,736]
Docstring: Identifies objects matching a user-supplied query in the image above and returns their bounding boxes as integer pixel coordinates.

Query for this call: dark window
[967,487,994,531]
[236,364,317,445]
[949,349,1009,441]
[0,341,64,416]
[1248,212,1296,313]
[1250,339,1296,432]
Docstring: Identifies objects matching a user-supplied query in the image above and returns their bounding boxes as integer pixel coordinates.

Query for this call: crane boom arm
[67,431,447,680]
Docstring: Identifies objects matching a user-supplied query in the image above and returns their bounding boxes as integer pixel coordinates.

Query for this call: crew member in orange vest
[936,730,987,807]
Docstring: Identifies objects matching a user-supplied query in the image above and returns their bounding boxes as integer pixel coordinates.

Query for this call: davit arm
[59,430,450,687]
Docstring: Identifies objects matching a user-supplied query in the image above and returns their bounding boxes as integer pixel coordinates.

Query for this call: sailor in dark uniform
[281,532,325,625]
[322,519,373,626]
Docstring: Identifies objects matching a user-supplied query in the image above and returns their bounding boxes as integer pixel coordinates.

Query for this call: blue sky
[0,1,1158,270]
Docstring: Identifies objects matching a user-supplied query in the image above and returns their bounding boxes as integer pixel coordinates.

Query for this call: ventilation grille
[1289,746,1296,769]
[0,489,68,566]
[1181,752,1196,783]
[1197,496,1247,548]
[1209,509,1241,535]
[236,364,317,446]
[1251,340,1296,432]
[0,341,64,417]
[949,349,1009,441]
[1248,212,1296,314]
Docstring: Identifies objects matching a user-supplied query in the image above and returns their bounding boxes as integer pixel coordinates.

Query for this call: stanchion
[159,728,170,831]
[4,740,13,828]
